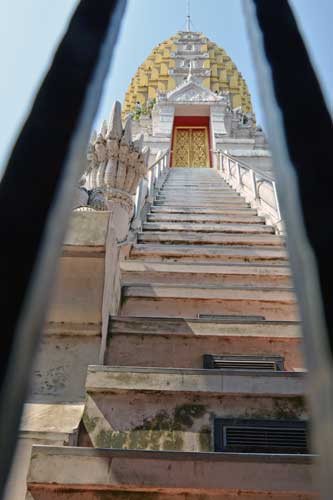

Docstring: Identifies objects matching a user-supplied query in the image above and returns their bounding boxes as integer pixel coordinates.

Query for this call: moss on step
[134,404,206,432]
[173,404,206,429]
[89,404,210,452]
[82,413,98,433]
[199,426,212,451]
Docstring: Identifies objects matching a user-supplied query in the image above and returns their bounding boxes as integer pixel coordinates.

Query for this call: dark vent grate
[203,354,284,371]
[198,314,265,322]
[215,419,308,454]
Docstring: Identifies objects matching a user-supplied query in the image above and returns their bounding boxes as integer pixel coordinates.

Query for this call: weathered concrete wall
[32,335,100,401]
[30,211,118,402]
[9,211,121,500]
[48,211,111,325]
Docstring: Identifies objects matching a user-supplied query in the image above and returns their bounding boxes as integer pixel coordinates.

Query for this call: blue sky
[0,0,332,171]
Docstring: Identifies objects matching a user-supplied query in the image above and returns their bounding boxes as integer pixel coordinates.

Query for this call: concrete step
[155,201,250,208]
[161,188,233,193]
[157,193,241,200]
[120,260,292,287]
[6,402,84,500]
[142,222,274,234]
[86,365,304,397]
[164,181,231,185]
[138,232,283,246]
[120,283,298,320]
[165,182,229,186]
[27,446,317,499]
[147,213,265,224]
[107,316,303,370]
[79,366,306,453]
[122,283,295,301]
[151,206,258,215]
[157,197,246,205]
[130,243,288,264]
[163,186,231,191]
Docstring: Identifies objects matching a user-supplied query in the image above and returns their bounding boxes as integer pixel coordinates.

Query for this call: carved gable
[165,80,225,104]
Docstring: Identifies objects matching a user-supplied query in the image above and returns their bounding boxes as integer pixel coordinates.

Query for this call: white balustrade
[133,148,170,225]
[214,151,283,234]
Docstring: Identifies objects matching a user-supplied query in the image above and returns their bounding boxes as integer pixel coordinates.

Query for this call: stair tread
[28,445,315,494]
[109,316,301,338]
[20,402,84,436]
[139,232,283,245]
[132,243,288,257]
[151,206,256,214]
[148,214,264,223]
[123,283,296,301]
[121,261,291,275]
[155,201,250,207]
[143,222,274,234]
[86,365,304,396]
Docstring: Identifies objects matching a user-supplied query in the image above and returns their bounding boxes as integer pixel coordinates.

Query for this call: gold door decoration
[172,127,209,167]
[173,129,190,167]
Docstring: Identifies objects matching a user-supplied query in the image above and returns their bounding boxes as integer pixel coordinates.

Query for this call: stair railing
[133,148,170,222]
[214,150,283,234]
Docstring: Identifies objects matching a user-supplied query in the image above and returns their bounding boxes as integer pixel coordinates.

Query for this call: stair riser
[28,450,316,499]
[138,234,281,245]
[151,207,258,215]
[155,202,250,208]
[28,491,318,500]
[130,255,288,264]
[161,189,232,193]
[157,194,241,199]
[106,335,304,370]
[121,270,292,287]
[147,215,265,224]
[81,390,306,453]
[120,297,299,321]
[156,197,243,203]
[130,246,288,264]
[142,224,274,234]
[164,185,230,188]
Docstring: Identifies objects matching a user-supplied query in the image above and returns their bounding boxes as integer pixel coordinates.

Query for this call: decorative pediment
[161,79,227,104]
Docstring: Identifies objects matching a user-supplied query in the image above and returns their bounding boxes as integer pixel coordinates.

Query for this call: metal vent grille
[203,354,284,371]
[215,419,308,454]
[198,314,265,322]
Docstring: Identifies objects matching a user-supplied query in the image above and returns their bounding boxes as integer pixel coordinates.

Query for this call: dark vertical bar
[0,1,126,496]
[243,1,333,496]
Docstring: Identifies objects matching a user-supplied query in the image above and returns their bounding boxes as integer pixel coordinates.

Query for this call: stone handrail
[214,151,283,234]
[132,148,170,227]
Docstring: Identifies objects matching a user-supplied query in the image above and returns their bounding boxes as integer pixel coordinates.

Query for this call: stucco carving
[80,101,149,215]
[160,80,227,104]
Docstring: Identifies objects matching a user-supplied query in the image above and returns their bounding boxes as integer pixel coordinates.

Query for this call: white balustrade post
[227,158,231,180]
[222,154,227,175]
[235,162,241,188]
[148,169,153,197]
[219,152,222,172]
[272,181,282,221]
[249,168,258,201]
[135,180,144,217]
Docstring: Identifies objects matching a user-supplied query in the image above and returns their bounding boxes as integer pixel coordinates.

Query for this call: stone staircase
[27,168,316,499]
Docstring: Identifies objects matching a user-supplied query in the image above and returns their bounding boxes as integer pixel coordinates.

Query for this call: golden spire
[123,32,254,116]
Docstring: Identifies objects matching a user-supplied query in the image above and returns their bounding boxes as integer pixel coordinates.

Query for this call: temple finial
[186,0,191,32]
[187,60,194,82]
